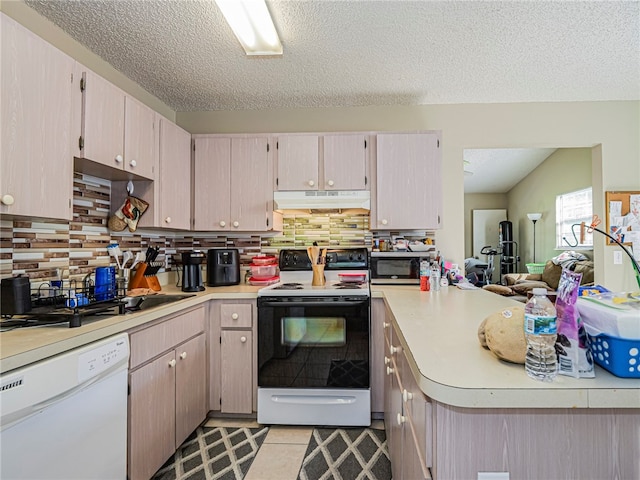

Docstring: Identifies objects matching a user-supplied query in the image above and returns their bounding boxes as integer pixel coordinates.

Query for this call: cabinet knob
[308,180,315,187]
[402,389,413,402]
[165,217,171,224]
[381,219,388,226]
[390,345,400,355]
[386,366,394,375]
[231,313,239,320]
[115,154,123,164]
[397,413,406,425]
[384,356,390,365]
[327,180,334,187]
[168,359,176,368]
[233,221,239,228]
[219,220,226,227]
[383,322,390,328]
[129,159,137,168]
[240,336,247,343]
[1,194,15,206]
[180,351,187,360]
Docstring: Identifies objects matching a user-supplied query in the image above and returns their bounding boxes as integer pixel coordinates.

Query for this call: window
[556,187,593,248]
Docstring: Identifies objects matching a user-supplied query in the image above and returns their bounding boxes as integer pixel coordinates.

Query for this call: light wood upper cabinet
[79,70,156,180]
[193,136,281,232]
[0,13,74,220]
[157,118,191,230]
[373,132,442,230]
[275,135,319,190]
[323,134,368,190]
[275,134,369,191]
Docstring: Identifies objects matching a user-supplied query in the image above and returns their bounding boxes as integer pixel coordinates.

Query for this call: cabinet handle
[165,217,172,224]
[402,389,413,402]
[233,221,239,228]
[308,180,315,187]
[327,180,334,187]
[386,366,394,375]
[390,345,400,355]
[219,220,226,227]
[168,359,176,368]
[115,154,123,164]
[397,413,406,425]
[180,351,187,360]
[240,336,247,343]
[384,356,390,365]
[231,313,239,320]
[1,194,15,206]
[129,159,137,168]
[381,219,388,226]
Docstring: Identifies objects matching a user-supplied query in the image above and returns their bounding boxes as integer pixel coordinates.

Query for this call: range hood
[274,190,370,211]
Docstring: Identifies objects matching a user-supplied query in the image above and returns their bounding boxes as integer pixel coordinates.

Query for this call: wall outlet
[614,251,623,265]
[478,473,509,480]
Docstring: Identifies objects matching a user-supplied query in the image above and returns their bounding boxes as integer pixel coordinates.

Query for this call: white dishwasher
[1,333,130,480]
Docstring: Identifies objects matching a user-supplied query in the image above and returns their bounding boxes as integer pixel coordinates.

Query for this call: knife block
[129,263,161,291]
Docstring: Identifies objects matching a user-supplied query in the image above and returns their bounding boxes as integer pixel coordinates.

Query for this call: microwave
[369,251,432,284]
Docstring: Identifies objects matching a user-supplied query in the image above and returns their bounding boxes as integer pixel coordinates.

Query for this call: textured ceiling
[24,0,640,112]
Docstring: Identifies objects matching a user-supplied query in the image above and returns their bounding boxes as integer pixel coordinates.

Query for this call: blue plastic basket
[587,330,640,378]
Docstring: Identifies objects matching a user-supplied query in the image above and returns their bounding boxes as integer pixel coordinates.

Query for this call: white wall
[178,102,640,291]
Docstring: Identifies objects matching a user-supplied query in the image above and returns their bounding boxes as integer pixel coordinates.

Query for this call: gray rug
[152,426,269,480]
[297,428,391,480]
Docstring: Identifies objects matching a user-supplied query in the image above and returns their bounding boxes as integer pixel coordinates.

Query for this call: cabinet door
[389,361,405,480]
[276,135,319,190]
[323,134,368,190]
[220,330,253,414]
[124,96,156,179]
[175,334,207,448]
[371,298,386,413]
[1,13,74,220]
[374,133,441,230]
[158,119,191,230]
[81,70,125,169]
[230,137,271,230]
[128,351,176,480]
[193,137,231,230]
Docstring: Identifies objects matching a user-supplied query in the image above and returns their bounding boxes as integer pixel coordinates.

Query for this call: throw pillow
[541,260,562,290]
[511,280,554,295]
[483,284,514,296]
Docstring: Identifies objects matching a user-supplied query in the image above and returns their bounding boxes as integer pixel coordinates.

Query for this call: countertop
[373,285,640,409]
[2,283,638,409]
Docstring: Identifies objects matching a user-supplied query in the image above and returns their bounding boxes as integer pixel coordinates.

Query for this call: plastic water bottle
[524,288,557,381]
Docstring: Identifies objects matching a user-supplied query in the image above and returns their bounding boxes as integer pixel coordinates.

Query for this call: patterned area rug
[297,428,391,480]
[152,426,269,480]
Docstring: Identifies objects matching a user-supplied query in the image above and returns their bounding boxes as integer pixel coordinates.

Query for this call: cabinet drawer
[220,303,252,328]
[129,306,205,368]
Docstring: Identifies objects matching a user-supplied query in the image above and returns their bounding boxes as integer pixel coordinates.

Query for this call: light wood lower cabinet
[209,300,256,414]
[127,306,207,480]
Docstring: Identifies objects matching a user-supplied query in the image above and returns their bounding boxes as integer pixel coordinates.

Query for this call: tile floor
[202,418,385,480]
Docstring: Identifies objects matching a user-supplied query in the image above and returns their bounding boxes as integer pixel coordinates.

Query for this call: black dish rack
[1,281,127,329]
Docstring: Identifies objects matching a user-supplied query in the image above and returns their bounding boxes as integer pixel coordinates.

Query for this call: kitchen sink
[123,294,196,313]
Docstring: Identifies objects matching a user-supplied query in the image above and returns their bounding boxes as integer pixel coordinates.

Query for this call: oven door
[257,296,370,389]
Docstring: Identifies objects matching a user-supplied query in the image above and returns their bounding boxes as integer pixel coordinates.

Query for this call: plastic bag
[555,268,595,378]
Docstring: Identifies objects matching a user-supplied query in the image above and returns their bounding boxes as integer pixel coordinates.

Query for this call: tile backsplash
[1,174,372,281]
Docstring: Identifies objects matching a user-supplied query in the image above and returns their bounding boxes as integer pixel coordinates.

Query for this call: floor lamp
[527,213,542,263]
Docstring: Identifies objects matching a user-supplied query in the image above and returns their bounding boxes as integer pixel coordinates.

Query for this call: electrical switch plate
[614,251,623,265]
[478,473,509,480]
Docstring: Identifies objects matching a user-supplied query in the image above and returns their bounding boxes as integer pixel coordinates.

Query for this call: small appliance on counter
[183,251,206,292]
[1,275,32,315]
[207,249,240,287]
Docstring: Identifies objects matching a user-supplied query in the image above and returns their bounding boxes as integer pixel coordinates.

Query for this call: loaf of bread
[478,306,526,364]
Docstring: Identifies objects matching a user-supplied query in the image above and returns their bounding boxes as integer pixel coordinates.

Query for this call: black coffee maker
[181,251,205,292]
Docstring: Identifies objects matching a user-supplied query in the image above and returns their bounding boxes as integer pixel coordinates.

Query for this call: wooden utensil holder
[312,265,325,286]
[129,263,161,291]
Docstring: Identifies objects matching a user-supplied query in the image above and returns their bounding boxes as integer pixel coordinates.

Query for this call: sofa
[483,257,595,302]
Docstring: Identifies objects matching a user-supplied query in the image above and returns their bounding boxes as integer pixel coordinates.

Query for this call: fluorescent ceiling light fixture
[216,0,283,56]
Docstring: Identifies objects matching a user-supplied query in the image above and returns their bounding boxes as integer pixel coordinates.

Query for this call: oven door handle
[259,300,367,307]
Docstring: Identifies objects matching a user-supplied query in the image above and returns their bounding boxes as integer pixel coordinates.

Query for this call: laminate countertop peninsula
[371,285,639,409]
[2,284,638,410]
